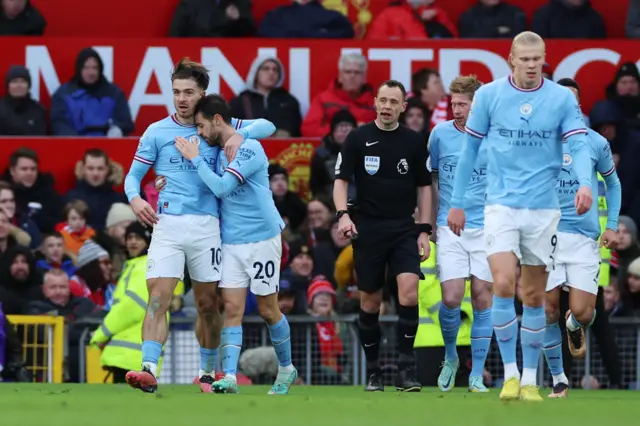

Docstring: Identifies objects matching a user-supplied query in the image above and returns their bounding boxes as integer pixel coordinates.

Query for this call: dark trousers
[105,367,129,384]
[559,286,622,387]
[416,346,472,387]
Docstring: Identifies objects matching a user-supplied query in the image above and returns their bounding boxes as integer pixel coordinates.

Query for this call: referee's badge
[364,156,380,175]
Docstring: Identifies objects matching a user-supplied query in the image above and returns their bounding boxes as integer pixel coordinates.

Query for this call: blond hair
[449,75,483,100]
[509,31,545,70]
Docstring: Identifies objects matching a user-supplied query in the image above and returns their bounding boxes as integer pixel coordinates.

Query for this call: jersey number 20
[253,261,275,280]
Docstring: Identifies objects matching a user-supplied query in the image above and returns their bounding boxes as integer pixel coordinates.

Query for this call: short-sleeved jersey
[465,76,587,210]
[557,131,615,240]
[215,139,284,245]
[134,114,220,216]
[335,122,431,218]
[428,120,487,229]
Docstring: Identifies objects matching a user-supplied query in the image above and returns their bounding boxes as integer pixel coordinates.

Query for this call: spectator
[0,65,47,136]
[94,203,136,282]
[0,310,31,382]
[281,239,316,305]
[313,219,351,282]
[0,181,40,249]
[259,0,354,39]
[309,109,357,199]
[27,268,100,382]
[603,274,628,317]
[50,48,134,137]
[400,97,429,139]
[55,200,96,263]
[0,0,46,36]
[306,195,335,246]
[69,240,112,309]
[0,209,18,263]
[367,0,456,40]
[612,216,640,294]
[592,62,640,132]
[269,165,307,238]
[35,232,77,278]
[3,148,62,233]
[229,56,302,137]
[626,0,640,38]
[622,257,640,313]
[532,0,606,39]
[410,68,451,130]
[0,246,43,315]
[65,149,127,232]
[169,0,255,37]
[459,0,526,39]
[302,53,375,137]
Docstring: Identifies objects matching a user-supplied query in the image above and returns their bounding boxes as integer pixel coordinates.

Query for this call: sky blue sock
[269,315,292,367]
[520,305,546,369]
[543,322,564,376]
[220,326,243,376]
[141,340,162,365]
[492,295,518,365]
[439,304,461,362]
[199,347,218,374]
[470,308,493,377]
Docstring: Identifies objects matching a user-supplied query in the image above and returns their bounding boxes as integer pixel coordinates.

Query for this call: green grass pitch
[1,385,639,426]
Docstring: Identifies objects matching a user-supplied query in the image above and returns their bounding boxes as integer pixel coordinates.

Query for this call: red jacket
[367,4,428,40]
[301,80,376,137]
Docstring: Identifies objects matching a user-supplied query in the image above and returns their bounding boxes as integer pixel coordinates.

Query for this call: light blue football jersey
[429,120,487,229]
[450,76,592,210]
[557,131,618,240]
[124,115,275,217]
[192,139,284,245]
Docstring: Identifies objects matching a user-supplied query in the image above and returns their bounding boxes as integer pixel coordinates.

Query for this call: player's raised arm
[124,131,159,226]
[226,118,276,161]
[333,129,358,239]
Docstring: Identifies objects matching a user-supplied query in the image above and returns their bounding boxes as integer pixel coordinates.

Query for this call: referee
[333,80,433,392]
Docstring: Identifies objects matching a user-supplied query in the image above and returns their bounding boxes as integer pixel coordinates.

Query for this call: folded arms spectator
[169,0,255,37]
[0,181,40,248]
[258,0,354,39]
[50,48,134,137]
[458,0,526,39]
[0,65,47,136]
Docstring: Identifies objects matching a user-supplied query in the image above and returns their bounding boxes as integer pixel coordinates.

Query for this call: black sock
[358,309,381,376]
[397,304,419,368]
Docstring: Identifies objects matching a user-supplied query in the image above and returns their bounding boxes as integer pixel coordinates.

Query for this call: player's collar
[171,113,196,127]
[508,74,544,92]
[452,121,465,133]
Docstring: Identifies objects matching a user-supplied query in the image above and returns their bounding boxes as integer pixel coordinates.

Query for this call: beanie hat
[5,65,31,89]
[619,216,638,245]
[307,275,336,306]
[268,163,288,181]
[77,240,109,268]
[330,109,357,133]
[106,203,136,228]
[628,257,640,277]
[615,62,640,85]
[125,221,152,246]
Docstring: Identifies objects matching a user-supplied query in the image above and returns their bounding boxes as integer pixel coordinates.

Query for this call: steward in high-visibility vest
[414,241,473,348]
[597,173,611,287]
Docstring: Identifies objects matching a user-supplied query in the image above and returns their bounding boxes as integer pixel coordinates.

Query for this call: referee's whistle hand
[338,216,357,241]
[574,186,593,216]
[447,208,466,236]
[418,233,430,261]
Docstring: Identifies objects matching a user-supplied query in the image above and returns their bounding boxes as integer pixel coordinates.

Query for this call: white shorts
[436,226,492,283]
[484,205,561,269]
[220,235,282,296]
[546,232,600,295]
[146,214,221,282]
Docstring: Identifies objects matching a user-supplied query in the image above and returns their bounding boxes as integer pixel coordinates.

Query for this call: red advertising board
[0,138,321,199]
[1,38,637,135]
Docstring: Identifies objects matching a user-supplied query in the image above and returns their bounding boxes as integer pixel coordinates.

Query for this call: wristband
[417,223,432,235]
[336,210,349,220]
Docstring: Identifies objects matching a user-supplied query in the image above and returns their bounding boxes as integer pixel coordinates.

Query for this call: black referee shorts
[352,215,421,294]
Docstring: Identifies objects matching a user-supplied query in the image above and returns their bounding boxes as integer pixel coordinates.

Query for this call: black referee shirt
[335,122,431,218]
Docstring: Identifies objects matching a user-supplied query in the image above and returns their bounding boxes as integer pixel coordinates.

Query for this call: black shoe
[395,366,421,392]
[548,382,569,398]
[364,372,384,392]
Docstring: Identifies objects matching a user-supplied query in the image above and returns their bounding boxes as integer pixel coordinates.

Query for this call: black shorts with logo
[352,215,421,294]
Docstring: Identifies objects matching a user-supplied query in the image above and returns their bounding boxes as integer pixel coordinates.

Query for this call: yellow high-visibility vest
[598,174,610,287]
[414,241,473,348]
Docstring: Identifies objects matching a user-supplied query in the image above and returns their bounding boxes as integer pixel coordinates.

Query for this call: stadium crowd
[1,0,640,388]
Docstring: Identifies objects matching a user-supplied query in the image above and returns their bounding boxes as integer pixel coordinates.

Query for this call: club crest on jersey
[520,103,533,115]
[364,156,380,175]
[189,135,200,145]
[397,158,409,175]
[563,153,572,166]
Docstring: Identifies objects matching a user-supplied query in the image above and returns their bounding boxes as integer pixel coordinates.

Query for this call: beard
[204,132,223,147]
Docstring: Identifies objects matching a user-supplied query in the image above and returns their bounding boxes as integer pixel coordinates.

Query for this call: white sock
[279,364,295,374]
[199,369,215,378]
[503,362,520,380]
[566,314,581,332]
[225,373,237,381]
[142,361,157,377]
[552,373,568,386]
[521,368,537,386]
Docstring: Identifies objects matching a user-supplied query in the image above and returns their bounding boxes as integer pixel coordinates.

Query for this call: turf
[1,385,639,426]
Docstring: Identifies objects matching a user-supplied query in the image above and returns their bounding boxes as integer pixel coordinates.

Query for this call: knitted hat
[615,62,640,84]
[77,240,109,268]
[628,257,640,277]
[288,239,314,262]
[125,221,152,246]
[619,216,638,245]
[330,109,357,133]
[106,203,136,228]
[306,275,336,306]
[5,65,31,89]
[268,163,288,181]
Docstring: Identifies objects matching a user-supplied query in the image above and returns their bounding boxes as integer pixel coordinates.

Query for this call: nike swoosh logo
[364,343,376,347]
[404,334,415,338]
[365,141,378,146]
[443,375,452,389]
